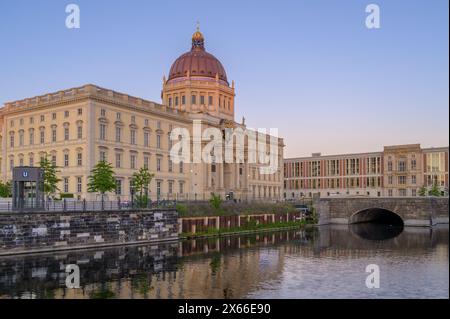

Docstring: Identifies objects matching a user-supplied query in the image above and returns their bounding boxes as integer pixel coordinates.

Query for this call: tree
[418,185,427,197]
[40,156,61,198]
[131,167,154,208]
[209,193,223,214]
[87,161,117,209]
[0,181,12,198]
[428,183,442,197]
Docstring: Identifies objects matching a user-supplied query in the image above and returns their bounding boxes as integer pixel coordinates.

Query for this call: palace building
[0,28,284,202]
[284,144,449,199]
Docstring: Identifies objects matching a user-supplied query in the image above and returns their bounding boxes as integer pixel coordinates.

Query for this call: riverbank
[175,201,307,217]
[180,220,314,239]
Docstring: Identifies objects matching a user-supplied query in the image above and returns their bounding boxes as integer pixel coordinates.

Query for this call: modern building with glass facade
[284,144,448,199]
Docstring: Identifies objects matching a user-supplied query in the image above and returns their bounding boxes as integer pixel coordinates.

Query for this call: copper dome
[167,29,228,84]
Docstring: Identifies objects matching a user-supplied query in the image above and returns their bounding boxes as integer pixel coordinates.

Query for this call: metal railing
[0,192,285,212]
[0,199,177,212]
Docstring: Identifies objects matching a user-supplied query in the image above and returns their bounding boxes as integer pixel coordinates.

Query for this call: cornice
[1,84,193,125]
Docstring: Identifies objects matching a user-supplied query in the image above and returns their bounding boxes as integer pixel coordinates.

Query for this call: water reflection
[0,225,448,299]
[349,223,404,240]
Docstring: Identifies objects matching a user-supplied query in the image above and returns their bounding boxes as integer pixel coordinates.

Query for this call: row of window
[58,176,186,196]
[250,185,281,199]
[99,150,184,172]
[99,109,168,131]
[250,167,281,182]
[425,174,446,187]
[115,179,185,197]
[284,157,382,178]
[99,124,170,149]
[387,189,418,197]
[10,152,83,169]
[166,94,232,110]
[61,176,84,194]
[285,191,382,198]
[387,175,417,185]
[284,177,383,190]
[287,185,444,198]
[426,152,446,173]
[387,158,417,172]
[9,125,83,147]
[10,109,83,127]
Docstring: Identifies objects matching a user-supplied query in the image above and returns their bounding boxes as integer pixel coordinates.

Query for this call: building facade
[284,144,448,199]
[0,29,284,202]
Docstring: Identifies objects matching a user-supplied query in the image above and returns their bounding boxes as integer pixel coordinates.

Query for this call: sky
[0,0,448,157]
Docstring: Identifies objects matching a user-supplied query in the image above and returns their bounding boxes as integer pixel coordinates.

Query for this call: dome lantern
[192,22,205,50]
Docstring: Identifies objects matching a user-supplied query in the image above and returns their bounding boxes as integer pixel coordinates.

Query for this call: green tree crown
[418,185,427,197]
[40,156,61,196]
[87,161,117,195]
[0,180,12,198]
[428,183,442,197]
[131,167,154,208]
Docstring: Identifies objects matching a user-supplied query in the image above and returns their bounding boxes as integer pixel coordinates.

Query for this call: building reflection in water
[0,226,447,299]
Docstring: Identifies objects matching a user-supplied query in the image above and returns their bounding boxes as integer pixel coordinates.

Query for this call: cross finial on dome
[196,21,200,32]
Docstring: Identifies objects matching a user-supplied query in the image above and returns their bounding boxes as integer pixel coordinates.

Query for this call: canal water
[0,225,448,299]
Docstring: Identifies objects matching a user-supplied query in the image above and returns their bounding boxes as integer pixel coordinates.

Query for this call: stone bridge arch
[315,197,449,227]
[349,207,404,226]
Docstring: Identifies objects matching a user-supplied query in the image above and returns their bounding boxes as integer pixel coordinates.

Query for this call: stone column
[219,163,224,189]
[1,123,7,181]
[236,164,240,196]
[206,164,211,188]
[86,100,96,200]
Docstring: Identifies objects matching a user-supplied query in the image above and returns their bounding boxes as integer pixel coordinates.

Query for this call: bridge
[315,197,449,227]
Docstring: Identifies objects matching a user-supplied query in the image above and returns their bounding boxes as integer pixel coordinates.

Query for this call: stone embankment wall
[0,209,178,255]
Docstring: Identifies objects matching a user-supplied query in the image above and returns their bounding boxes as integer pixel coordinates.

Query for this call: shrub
[0,181,12,198]
[60,193,74,199]
[209,193,223,212]
[176,203,188,217]
[428,183,442,197]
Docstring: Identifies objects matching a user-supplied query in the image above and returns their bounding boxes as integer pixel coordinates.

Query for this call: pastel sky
[0,0,448,158]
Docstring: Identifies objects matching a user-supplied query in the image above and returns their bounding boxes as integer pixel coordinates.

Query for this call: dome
[167,28,228,84]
